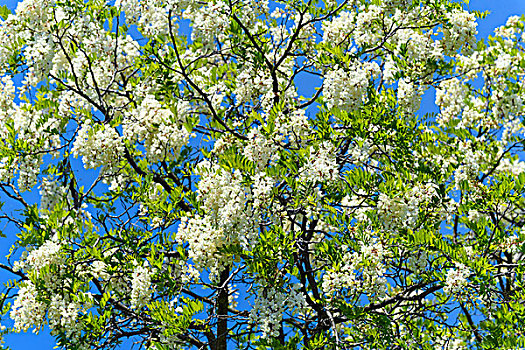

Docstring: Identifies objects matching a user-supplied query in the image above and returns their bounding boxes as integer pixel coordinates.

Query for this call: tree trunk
[216,267,229,350]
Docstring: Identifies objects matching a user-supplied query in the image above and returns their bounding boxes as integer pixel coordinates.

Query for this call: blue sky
[0,0,524,348]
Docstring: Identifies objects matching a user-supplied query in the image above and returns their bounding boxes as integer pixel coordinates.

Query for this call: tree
[0,0,524,348]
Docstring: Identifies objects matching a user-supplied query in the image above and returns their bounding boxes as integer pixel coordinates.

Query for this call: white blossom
[130,263,154,309]
[299,141,338,184]
[10,281,46,333]
[444,262,470,296]
[249,284,306,338]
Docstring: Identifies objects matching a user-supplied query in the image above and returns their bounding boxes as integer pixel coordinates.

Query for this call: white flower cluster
[457,97,486,129]
[196,165,253,240]
[353,5,383,47]
[322,259,359,296]
[123,95,191,163]
[249,284,306,338]
[500,234,521,255]
[360,241,388,298]
[72,120,124,171]
[321,11,354,45]
[391,27,443,63]
[273,109,310,146]
[177,215,228,272]
[322,241,388,299]
[243,128,279,171]
[494,53,513,73]
[323,62,379,113]
[453,140,484,189]
[39,177,69,216]
[177,162,256,275]
[0,76,15,114]
[3,104,61,191]
[47,294,81,337]
[341,190,371,222]
[456,51,483,79]
[251,172,274,209]
[14,239,63,276]
[435,78,468,126]
[12,108,60,152]
[130,263,154,309]
[377,182,439,229]
[11,284,89,340]
[0,157,12,183]
[397,78,424,114]
[169,259,200,285]
[16,154,44,192]
[348,136,379,167]
[443,262,470,296]
[299,141,338,184]
[268,24,289,46]
[491,88,524,121]
[496,158,525,176]
[442,9,478,54]
[234,66,273,104]
[10,281,46,333]
[183,1,230,48]
[466,209,485,224]
[377,193,415,229]
[234,58,297,111]
[381,57,399,86]
[23,35,54,84]
[495,16,523,38]
[90,260,109,281]
[9,237,94,337]
[115,0,171,36]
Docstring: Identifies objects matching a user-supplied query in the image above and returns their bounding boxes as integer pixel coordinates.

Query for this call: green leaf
[0,5,12,20]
